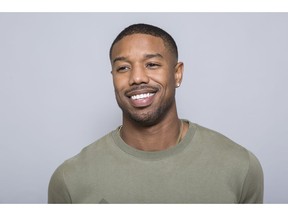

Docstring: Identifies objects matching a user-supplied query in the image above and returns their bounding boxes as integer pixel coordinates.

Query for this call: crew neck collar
[111,120,196,160]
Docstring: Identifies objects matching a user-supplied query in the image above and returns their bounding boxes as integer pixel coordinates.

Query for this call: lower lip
[129,94,155,108]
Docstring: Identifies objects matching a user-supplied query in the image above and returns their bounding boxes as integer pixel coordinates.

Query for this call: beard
[118,96,175,127]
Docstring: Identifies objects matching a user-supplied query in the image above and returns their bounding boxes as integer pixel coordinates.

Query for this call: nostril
[129,69,150,85]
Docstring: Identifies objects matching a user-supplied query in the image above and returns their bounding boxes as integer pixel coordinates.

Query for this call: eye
[146,62,161,69]
[116,65,130,72]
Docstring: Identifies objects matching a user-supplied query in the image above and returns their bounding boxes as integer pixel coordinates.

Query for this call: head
[110,23,183,126]
[109,23,178,62]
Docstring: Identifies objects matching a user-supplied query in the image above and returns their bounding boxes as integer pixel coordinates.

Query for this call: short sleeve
[48,165,72,203]
[239,151,264,203]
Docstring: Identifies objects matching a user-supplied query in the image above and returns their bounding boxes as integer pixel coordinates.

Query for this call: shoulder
[190,122,264,202]
[48,130,119,203]
[192,122,249,157]
[58,131,116,172]
[190,122,262,174]
[49,130,117,186]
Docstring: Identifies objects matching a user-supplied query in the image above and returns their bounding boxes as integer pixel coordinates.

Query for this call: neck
[119,116,187,151]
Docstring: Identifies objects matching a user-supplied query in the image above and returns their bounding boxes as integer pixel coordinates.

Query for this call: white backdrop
[0,13,287,203]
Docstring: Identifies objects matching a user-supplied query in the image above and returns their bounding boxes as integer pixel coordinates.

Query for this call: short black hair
[109,23,178,61]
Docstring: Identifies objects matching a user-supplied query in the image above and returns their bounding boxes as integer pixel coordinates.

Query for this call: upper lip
[125,85,159,98]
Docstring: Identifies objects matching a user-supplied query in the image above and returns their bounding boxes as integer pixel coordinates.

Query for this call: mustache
[125,84,159,94]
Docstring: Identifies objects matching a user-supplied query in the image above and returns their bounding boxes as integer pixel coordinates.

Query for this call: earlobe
[175,62,184,88]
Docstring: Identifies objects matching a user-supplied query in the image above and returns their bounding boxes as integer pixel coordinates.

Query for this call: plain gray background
[0,13,287,203]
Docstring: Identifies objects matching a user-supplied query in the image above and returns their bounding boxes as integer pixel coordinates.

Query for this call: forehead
[111,34,168,58]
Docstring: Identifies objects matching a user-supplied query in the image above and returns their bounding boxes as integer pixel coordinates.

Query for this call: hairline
[109,24,178,63]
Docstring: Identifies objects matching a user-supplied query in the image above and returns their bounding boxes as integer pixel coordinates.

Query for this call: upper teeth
[131,93,154,100]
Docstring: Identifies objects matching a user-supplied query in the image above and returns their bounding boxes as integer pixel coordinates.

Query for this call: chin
[126,109,165,127]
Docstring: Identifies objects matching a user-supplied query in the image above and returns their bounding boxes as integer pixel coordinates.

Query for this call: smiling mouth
[125,85,158,107]
[127,90,157,108]
[131,93,155,100]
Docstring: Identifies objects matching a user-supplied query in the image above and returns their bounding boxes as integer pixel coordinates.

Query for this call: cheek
[113,76,126,92]
[153,71,175,88]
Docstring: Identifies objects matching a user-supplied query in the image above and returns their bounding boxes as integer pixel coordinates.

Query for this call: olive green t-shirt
[48,121,264,203]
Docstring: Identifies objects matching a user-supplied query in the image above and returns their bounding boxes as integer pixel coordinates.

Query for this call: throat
[118,120,185,151]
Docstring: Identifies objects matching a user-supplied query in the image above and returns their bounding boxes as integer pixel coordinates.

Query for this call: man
[48,23,264,203]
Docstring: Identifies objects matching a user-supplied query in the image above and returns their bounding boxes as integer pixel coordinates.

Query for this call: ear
[174,62,184,88]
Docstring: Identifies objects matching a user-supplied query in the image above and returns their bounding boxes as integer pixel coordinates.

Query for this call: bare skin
[111,33,188,151]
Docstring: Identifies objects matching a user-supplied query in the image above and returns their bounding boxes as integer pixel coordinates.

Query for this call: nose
[128,65,149,85]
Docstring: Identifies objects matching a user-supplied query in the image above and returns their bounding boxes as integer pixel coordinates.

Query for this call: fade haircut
[109,23,178,61]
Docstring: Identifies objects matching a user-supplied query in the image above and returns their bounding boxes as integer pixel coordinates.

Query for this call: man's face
[110,33,183,125]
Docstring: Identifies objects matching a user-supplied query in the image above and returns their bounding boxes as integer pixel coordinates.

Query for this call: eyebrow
[112,56,127,64]
[112,53,163,64]
[144,53,164,59]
